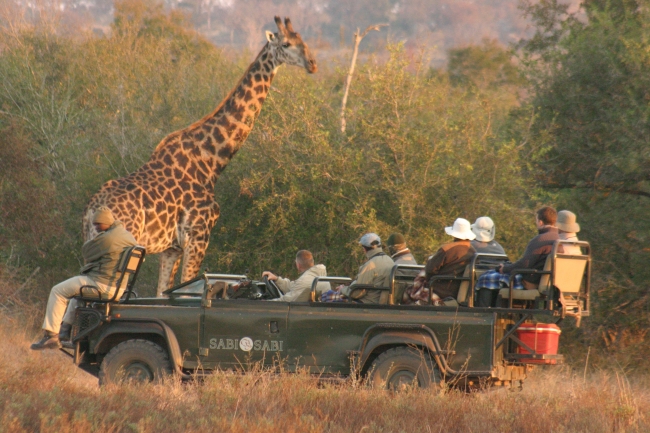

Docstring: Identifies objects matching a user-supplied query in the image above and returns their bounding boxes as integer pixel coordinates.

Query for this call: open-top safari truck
[62,240,591,389]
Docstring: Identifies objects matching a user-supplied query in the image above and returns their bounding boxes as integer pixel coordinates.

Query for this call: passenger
[386,233,417,264]
[475,206,560,307]
[262,250,330,302]
[30,207,137,350]
[470,217,506,255]
[403,218,476,305]
[321,233,394,303]
[557,210,582,255]
[386,233,419,304]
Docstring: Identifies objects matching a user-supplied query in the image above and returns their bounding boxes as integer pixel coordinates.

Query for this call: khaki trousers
[42,275,123,334]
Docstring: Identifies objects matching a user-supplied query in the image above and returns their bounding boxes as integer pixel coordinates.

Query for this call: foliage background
[0,0,648,370]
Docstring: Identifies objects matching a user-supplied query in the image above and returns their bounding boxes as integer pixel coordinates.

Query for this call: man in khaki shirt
[262,250,330,302]
[31,207,137,350]
[324,233,394,304]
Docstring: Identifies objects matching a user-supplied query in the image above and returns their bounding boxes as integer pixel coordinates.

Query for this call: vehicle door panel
[288,303,496,375]
[200,300,290,369]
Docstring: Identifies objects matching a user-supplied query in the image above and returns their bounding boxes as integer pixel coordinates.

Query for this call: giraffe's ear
[265,31,276,43]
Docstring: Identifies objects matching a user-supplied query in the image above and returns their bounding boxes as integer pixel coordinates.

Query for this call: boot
[30,332,61,350]
[59,323,72,342]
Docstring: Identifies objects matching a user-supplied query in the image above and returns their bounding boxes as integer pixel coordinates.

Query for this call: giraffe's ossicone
[83,17,317,296]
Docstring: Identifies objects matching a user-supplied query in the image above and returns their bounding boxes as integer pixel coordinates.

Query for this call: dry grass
[1,322,648,433]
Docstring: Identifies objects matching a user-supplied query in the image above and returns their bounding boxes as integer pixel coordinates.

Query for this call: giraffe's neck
[148,43,280,188]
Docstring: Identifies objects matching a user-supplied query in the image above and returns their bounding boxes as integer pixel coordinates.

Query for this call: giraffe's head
[265,16,317,74]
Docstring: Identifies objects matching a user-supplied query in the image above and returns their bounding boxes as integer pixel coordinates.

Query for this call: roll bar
[308,246,590,312]
[389,254,508,306]
[388,264,423,305]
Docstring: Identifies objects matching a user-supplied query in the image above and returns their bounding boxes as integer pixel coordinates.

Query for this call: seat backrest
[455,265,471,304]
[537,254,553,293]
[554,255,588,295]
[114,245,146,302]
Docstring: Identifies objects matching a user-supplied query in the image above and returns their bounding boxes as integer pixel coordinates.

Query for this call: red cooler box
[516,323,561,364]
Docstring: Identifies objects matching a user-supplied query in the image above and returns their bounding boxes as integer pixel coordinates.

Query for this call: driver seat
[75,245,146,311]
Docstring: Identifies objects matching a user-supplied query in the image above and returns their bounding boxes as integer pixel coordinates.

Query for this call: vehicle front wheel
[99,339,172,386]
[369,346,441,390]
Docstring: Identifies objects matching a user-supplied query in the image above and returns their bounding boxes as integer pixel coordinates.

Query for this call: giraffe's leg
[157,247,182,297]
[180,237,209,283]
[179,201,219,283]
[180,244,207,283]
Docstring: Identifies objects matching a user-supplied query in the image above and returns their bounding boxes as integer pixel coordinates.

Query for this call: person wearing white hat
[322,232,394,304]
[470,216,506,255]
[403,218,476,305]
[557,210,582,255]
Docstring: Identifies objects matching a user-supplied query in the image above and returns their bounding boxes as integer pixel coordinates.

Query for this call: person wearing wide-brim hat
[470,216,506,255]
[557,210,582,255]
[403,218,476,305]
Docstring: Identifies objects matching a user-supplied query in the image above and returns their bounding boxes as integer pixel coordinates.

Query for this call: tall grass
[1,322,647,433]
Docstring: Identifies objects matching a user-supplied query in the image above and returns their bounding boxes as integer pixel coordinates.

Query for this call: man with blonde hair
[31,207,137,350]
[262,250,330,302]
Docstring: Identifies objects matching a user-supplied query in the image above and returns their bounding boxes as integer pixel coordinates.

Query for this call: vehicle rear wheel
[99,339,172,386]
[369,346,440,390]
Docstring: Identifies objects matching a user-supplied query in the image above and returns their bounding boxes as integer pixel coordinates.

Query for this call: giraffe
[83,17,317,296]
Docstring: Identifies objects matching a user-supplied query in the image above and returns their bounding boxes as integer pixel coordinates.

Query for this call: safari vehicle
[63,240,591,389]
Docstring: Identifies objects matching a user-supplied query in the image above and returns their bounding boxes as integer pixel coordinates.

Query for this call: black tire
[369,346,441,390]
[99,339,172,386]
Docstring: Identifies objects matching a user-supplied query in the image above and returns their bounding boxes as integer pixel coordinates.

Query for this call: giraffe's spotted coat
[83,17,316,296]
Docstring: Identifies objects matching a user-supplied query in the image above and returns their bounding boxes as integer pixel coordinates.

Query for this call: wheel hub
[388,370,418,390]
[122,362,154,383]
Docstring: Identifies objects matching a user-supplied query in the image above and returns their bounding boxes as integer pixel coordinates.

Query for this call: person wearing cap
[470,217,506,255]
[262,250,330,302]
[322,233,394,304]
[403,218,476,305]
[475,206,560,307]
[386,233,419,301]
[386,233,417,265]
[30,207,137,350]
[557,210,582,255]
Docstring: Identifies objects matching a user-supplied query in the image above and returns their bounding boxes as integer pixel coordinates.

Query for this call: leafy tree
[518,0,650,199]
[210,45,537,280]
[0,2,541,331]
[0,1,236,291]
[448,39,524,91]
[517,0,650,368]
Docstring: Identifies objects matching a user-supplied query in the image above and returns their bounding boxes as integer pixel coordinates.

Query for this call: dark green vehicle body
[66,240,592,387]
[69,272,557,387]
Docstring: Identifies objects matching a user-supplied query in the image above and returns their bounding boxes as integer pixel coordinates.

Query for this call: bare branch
[340,23,388,134]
